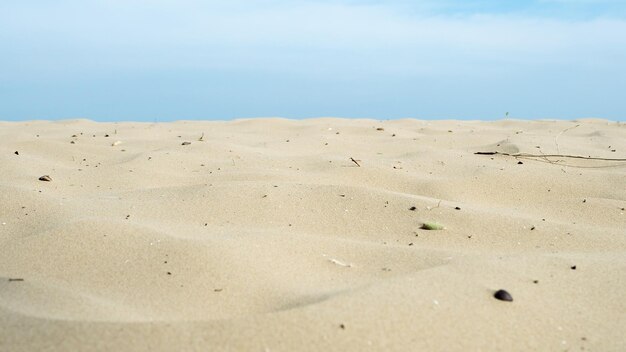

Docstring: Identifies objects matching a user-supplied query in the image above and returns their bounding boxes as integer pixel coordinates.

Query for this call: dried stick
[474,151,626,161]
[554,124,579,154]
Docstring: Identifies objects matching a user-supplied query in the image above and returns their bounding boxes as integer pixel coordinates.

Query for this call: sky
[1,0,625,121]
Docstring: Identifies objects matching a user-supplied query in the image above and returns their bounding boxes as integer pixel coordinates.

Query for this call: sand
[1,118,625,351]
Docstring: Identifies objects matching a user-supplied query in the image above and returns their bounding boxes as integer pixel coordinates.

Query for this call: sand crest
[1,118,625,351]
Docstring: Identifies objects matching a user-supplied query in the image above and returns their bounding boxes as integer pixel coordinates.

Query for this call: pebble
[38,175,52,182]
[182,141,191,145]
[421,222,444,230]
[494,289,513,302]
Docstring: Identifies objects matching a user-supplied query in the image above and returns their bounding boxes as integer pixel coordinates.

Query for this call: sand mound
[1,118,625,351]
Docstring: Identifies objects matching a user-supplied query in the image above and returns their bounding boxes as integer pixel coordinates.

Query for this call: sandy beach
[1,118,625,351]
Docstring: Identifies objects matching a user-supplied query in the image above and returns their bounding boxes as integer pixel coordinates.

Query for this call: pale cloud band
[1,0,624,119]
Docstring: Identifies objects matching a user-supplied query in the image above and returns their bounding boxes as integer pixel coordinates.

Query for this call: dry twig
[474,151,626,162]
[554,124,580,154]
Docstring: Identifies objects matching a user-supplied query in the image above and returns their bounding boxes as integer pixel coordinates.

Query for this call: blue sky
[1,0,625,121]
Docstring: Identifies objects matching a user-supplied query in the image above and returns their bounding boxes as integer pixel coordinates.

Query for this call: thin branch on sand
[474,151,626,162]
[554,124,580,154]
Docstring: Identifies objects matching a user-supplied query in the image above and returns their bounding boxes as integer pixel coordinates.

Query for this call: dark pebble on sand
[517,161,523,164]
[409,206,417,211]
[571,265,577,270]
[182,141,191,145]
[38,175,52,182]
[454,207,461,210]
[14,151,19,155]
[494,289,513,302]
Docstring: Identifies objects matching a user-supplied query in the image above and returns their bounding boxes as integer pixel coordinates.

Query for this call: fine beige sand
[1,118,625,351]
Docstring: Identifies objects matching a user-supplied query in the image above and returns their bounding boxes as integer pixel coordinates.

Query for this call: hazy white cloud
[1,0,624,78]
[1,0,625,120]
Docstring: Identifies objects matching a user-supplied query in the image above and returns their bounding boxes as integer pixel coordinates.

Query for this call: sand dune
[1,118,625,351]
